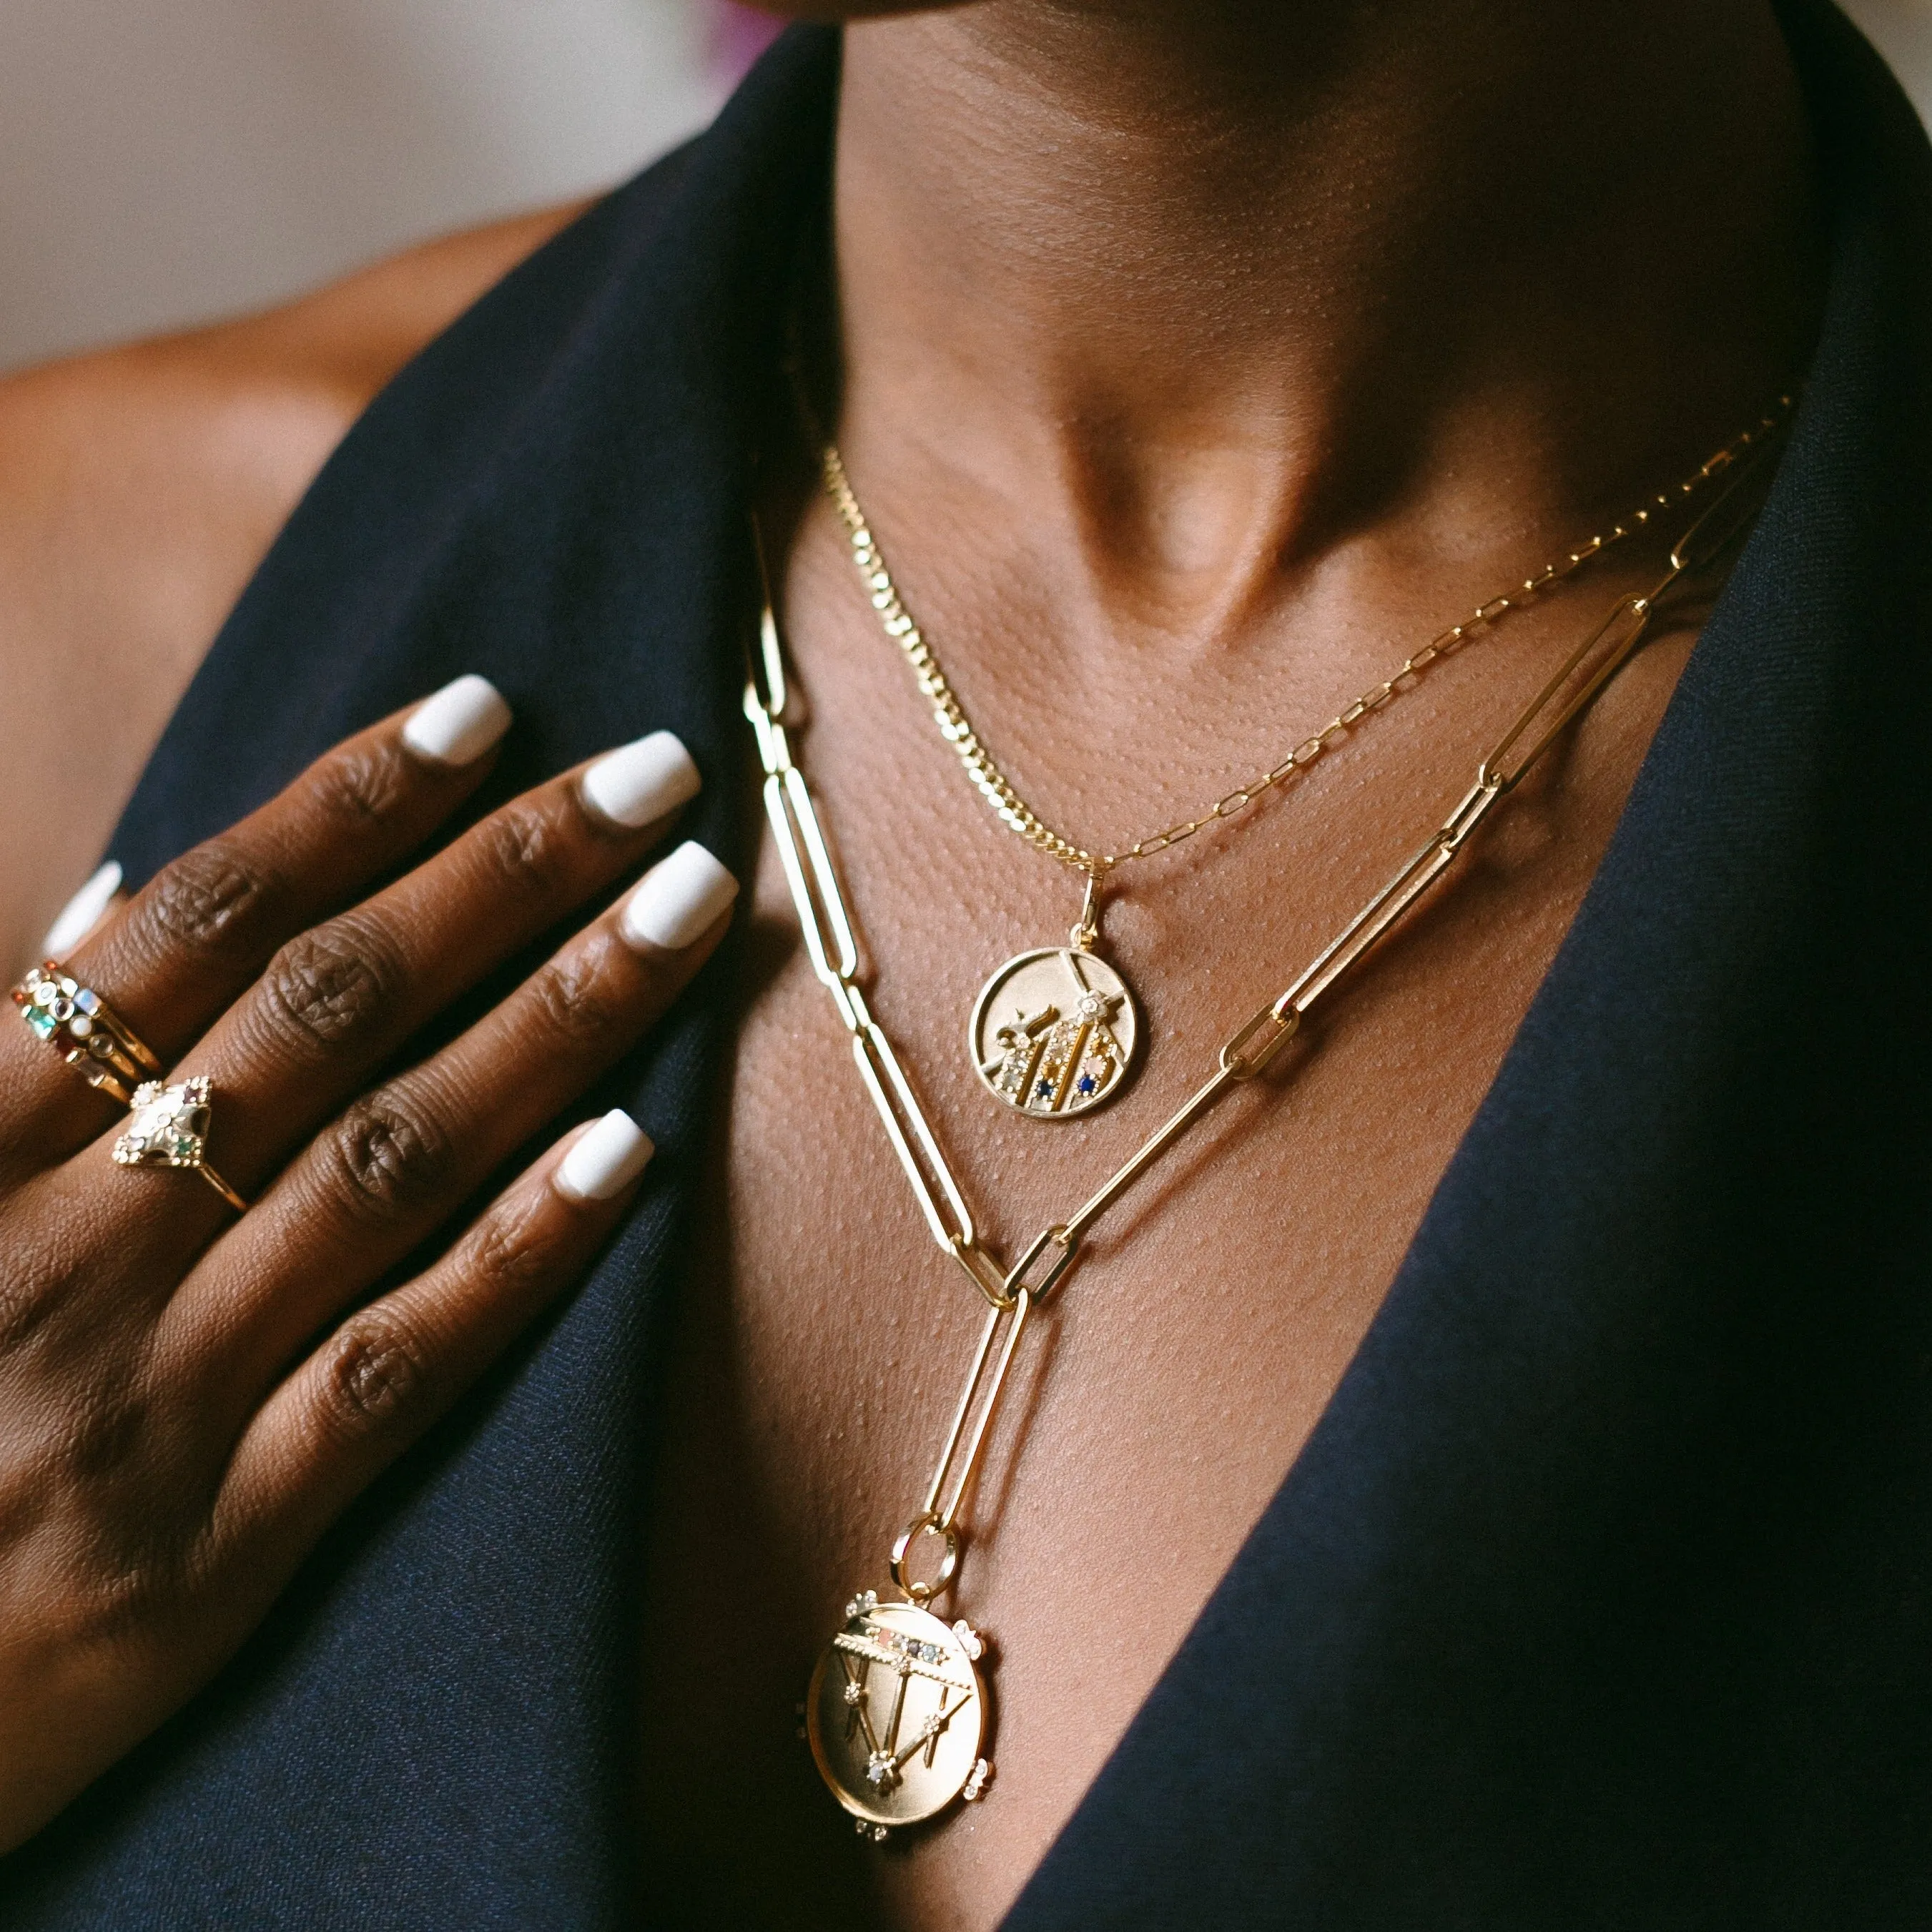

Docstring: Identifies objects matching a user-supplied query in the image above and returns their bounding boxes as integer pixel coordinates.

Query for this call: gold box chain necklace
[753,408,1788,1840]
[817,403,1791,1118]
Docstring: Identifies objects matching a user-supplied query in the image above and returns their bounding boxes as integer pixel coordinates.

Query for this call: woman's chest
[628,622,1687,1929]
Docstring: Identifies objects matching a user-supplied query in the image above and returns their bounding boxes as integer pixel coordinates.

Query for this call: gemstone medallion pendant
[971,946,1140,1118]
[806,1592,993,1842]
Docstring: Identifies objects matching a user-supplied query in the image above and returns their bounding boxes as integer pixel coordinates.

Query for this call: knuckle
[317,1085,458,1227]
[316,1307,431,1441]
[473,797,571,902]
[305,739,413,829]
[142,840,275,962]
[57,1380,152,1485]
[528,936,631,1046]
[259,918,401,1055]
[469,1192,569,1291]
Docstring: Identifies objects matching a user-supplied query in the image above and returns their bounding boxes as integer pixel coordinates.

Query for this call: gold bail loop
[1071,869,1105,952]
[890,1512,961,1605]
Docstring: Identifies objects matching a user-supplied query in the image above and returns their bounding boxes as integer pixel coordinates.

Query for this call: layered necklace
[751,395,1790,1840]
[817,419,1776,1117]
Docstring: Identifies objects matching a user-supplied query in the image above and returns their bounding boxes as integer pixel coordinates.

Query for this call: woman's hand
[0,675,737,1852]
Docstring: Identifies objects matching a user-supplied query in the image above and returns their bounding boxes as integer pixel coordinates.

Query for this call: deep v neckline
[992,431,1831,1918]
[1002,22,1931,1917]
[8,12,1930,1929]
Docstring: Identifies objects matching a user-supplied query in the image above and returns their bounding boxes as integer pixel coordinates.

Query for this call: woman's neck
[832,0,1823,642]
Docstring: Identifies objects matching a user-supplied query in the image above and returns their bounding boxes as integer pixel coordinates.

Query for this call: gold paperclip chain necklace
[754,402,1788,1842]
[818,405,1789,1119]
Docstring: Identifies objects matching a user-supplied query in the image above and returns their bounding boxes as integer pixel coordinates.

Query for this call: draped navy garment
[6,6,1932,1926]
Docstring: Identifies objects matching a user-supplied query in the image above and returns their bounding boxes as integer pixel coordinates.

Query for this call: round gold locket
[805,1593,993,1840]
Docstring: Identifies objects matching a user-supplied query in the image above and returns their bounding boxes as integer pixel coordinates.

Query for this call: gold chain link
[756,404,1785,1312]
[821,400,1790,879]
[755,405,1786,1581]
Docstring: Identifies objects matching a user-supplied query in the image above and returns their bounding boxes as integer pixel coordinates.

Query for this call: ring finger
[104,722,708,1245]
[157,837,739,1414]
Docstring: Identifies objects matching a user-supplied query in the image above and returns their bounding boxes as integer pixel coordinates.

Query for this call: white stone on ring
[114,1078,215,1170]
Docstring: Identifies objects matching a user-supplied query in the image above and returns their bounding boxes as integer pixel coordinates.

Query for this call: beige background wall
[0,1,1926,373]
[1850,0,1932,102]
[0,0,732,370]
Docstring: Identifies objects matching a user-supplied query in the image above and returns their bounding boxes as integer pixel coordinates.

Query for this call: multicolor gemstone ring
[12,961,164,1108]
[112,1078,250,1214]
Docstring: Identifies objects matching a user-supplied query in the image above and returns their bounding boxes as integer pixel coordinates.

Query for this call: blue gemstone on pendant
[1076,1074,1097,1095]
[1035,1079,1053,1098]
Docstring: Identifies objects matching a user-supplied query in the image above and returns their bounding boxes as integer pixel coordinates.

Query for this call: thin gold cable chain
[820,401,1792,882]
[749,404,1789,1621]
[762,386,1794,1855]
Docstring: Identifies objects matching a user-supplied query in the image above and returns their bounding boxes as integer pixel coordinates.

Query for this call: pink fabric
[710,4,787,84]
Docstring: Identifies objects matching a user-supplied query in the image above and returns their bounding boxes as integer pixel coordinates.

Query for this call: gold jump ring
[889,1512,961,1606]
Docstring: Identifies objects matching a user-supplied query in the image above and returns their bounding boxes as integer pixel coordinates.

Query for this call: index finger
[1,676,512,1148]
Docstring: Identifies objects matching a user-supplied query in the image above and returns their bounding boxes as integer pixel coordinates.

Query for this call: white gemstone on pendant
[970,947,1140,1118]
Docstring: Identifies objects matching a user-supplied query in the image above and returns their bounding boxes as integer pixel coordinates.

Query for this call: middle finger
[157,727,703,1213]
[162,836,739,1409]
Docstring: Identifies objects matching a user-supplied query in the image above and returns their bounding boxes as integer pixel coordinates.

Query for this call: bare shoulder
[0,201,588,974]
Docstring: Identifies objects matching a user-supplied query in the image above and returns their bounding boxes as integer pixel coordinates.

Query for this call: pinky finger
[212,1108,654,1564]
[41,860,126,959]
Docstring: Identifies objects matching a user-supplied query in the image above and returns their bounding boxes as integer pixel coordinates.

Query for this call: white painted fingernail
[42,859,122,958]
[621,842,739,951]
[580,731,701,829]
[555,1108,654,1203]
[402,674,512,767]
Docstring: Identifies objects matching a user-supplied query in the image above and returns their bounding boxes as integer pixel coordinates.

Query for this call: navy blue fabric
[0,28,838,1931]
[3,5,1931,1926]
[1009,5,1932,1926]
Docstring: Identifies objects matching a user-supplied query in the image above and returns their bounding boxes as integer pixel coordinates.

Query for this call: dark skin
[0,704,736,1848]
[0,204,586,977]
[0,1,1821,1926]
[635,3,1820,1927]
[0,209,737,1849]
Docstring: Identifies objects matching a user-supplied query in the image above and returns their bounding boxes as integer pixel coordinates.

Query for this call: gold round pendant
[970,947,1141,1118]
[805,1592,993,1840]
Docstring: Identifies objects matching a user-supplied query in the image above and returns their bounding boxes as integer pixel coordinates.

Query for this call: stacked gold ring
[12,961,164,1106]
